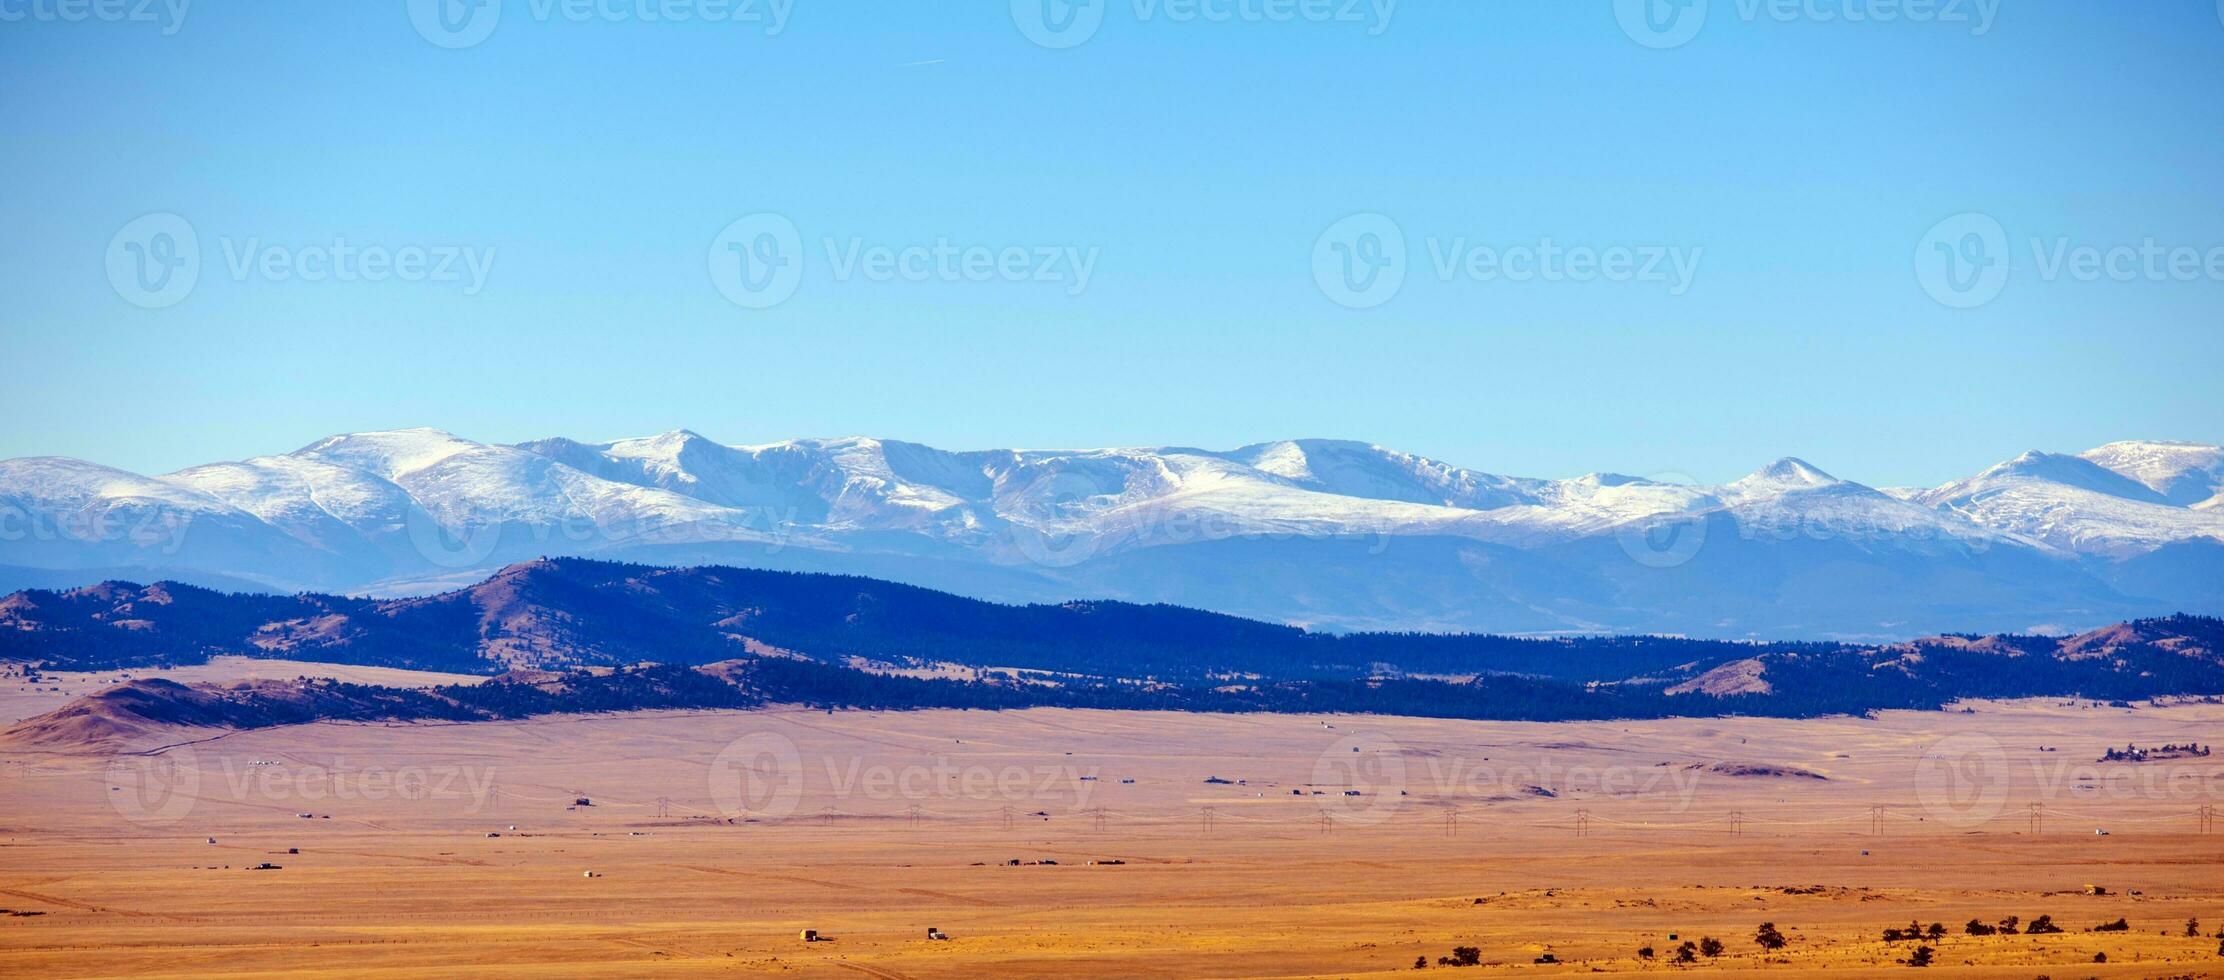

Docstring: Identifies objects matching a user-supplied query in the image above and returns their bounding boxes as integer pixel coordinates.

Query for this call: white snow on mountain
[1916,450,2224,557]
[289,428,737,531]
[168,453,423,552]
[290,427,485,482]
[1221,439,1551,511]
[2078,440,2224,507]
[9,430,2217,565]
[1715,458,2006,550]
[2,430,2217,637]
[0,456,243,519]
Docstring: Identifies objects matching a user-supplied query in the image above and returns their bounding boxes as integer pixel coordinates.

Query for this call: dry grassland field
[3,698,2221,978]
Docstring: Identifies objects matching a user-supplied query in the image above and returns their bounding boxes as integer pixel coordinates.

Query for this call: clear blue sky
[3,1,2219,487]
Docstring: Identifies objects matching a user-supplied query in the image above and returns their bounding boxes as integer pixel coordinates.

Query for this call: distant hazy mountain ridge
[5,560,2221,751]
[2,430,2218,639]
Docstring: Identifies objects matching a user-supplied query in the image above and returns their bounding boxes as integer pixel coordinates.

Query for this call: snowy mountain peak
[1219,439,1544,511]
[1978,450,2166,504]
[289,427,481,480]
[597,428,722,462]
[0,456,235,513]
[1736,457,1839,490]
[1235,439,1374,479]
[1573,472,1651,488]
[637,427,709,446]
[2078,440,2224,506]
[1914,443,2224,558]
[4,431,2220,639]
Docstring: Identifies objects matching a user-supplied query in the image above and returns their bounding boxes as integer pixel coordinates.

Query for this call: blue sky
[2,1,2220,487]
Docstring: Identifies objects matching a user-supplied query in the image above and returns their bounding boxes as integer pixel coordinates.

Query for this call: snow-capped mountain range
[3,430,2219,640]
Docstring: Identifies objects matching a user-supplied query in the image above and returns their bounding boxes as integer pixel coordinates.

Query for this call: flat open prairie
[2,700,2220,977]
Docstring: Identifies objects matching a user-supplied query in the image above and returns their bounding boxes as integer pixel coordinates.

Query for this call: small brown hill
[0,677,477,754]
[1665,658,1771,696]
[1,678,245,752]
